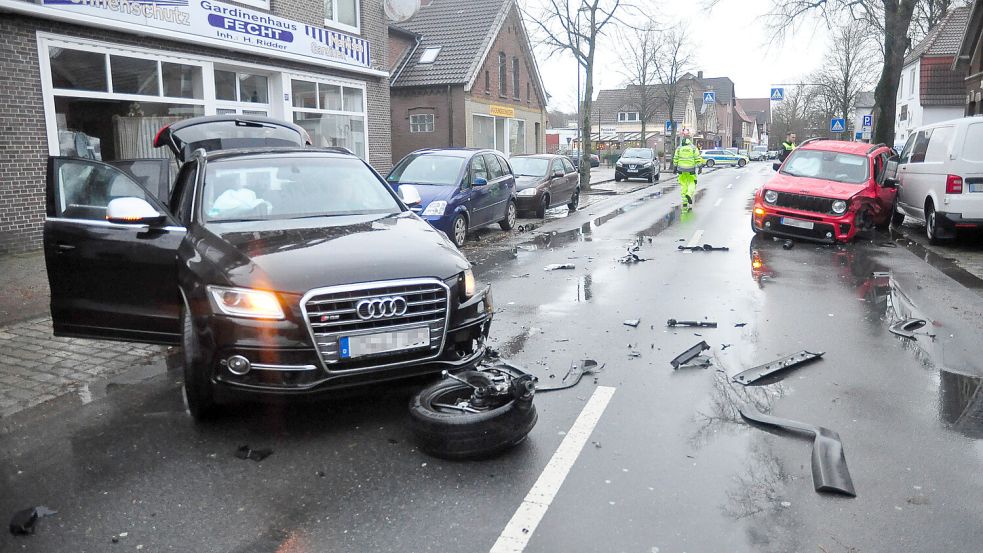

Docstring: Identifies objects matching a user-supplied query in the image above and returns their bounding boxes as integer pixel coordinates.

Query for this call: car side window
[551,159,564,175]
[909,129,932,163]
[924,126,953,163]
[561,158,575,173]
[497,155,513,176]
[54,159,159,221]
[873,153,889,184]
[484,154,504,180]
[899,134,917,163]
[471,155,489,183]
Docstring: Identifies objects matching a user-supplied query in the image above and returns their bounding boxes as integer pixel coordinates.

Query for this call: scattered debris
[888,318,931,340]
[878,241,899,248]
[544,264,576,271]
[628,350,642,359]
[782,239,794,250]
[734,323,748,328]
[511,273,530,278]
[235,445,273,462]
[871,271,891,278]
[618,246,647,264]
[623,319,641,328]
[538,360,604,392]
[677,244,730,252]
[731,350,825,386]
[721,344,733,350]
[666,319,717,328]
[738,406,856,497]
[9,506,56,536]
[670,341,711,370]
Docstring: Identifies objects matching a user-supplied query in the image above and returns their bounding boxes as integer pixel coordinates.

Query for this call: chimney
[698,71,703,80]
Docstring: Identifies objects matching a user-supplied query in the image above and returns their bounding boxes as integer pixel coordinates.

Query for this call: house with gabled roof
[953,0,983,116]
[895,6,971,148]
[588,85,697,156]
[388,0,548,164]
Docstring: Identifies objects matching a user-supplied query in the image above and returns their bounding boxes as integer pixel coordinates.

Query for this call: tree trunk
[580,50,595,191]
[872,0,915,147]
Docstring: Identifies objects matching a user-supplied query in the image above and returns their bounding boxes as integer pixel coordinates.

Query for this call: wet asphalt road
[3,164,983,552]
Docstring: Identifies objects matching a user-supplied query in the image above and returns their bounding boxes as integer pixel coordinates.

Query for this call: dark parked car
[509,154,581,218]
[43,115,493,421]
[615,147,660,183]
[387,149,517,247]
[564,150,600,169]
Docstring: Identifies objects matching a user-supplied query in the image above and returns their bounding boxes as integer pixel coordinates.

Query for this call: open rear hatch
[153,115,310,163]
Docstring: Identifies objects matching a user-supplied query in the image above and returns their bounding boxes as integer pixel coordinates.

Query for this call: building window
[498,52,507,96]
[473,114,495,149]
[324,0,359,32]
[618,112,639,122]
[418,47,441,64]
[214,69,270,116]
[410,113,435,133]
[512,57,520,99]
[485,71,490,94]
[290,78,366,159]
[909,68,916,97]
[526,82,530,103]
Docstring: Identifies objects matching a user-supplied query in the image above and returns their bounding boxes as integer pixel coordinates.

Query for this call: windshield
[387,154,466,186]
[623,148,653,159]
[509,157,550,177]
[202,156,401,223]
[781,149,870,184]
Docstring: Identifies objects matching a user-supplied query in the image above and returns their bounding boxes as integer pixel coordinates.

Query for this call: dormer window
[419,47,441,64]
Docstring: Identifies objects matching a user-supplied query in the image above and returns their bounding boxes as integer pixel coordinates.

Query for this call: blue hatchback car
[387,149,518,247]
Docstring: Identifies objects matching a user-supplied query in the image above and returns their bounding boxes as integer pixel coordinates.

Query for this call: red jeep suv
[752,140,897,243]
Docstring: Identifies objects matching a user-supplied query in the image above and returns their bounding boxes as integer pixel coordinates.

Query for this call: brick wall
[470,4,545,112]
[390,86,466,164]
[388,30,416,72]
[0,2,392,254]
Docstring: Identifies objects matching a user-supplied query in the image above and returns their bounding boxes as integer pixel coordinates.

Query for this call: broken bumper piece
[670,340,711,369]
[731,350,824,386]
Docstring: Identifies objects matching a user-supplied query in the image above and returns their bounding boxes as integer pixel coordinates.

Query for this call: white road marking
[726,183,733,189]
[489,386,617,553]
[713,198,723,207]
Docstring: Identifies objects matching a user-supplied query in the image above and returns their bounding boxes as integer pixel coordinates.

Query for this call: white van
[891,116,983,243]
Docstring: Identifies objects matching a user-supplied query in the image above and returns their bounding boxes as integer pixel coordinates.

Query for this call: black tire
[705,159,715,168]
[450,213,468,247]
[654,171,660,181]
[409,371,538,460]
[891,195,905,228]
[615,174,622,182]
[499,200,517,231]
[738,159,747,168]
[182,306,219,422]
[647,172,654,184]
[568,187,580,211]
[536,195,549,219]
[925,202,948,244]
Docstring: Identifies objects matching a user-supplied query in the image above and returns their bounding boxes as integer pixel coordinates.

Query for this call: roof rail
[798,137,825,147]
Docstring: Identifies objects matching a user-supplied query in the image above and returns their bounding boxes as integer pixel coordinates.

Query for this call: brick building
[954,0,983,115]
[388,0,547,165]
[0,0,392,254]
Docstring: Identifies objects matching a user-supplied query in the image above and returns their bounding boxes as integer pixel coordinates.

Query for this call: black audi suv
[43,115,492,420]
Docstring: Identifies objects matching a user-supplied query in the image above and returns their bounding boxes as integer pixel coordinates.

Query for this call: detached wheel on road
[568,187,580,211]
[450,214,468,247]
[536,195,549,219]
[182,307,219,422]
[409,371,538,460]
[738,159,747,168]
[500,200,517,231]
[705,159,715,168]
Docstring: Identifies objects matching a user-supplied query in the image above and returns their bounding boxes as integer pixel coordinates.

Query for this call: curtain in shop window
[113,115,183,160]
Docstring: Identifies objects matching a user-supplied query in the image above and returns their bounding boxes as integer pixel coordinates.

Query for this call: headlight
[643,162,653,168]
[616,161,623,167]
[517,187,538,196]
[764,190,778,204]
[461,269,476,299]
[422,201,447,216]
[831,200,848,214]
[207,286,284,319]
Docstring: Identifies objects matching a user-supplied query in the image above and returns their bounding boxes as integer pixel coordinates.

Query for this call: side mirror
[772,162,782,172]
[552,170,565,179]
[106,197,166,226]
[398,184,422,206]
[473,177,488,187]
[882,177,900,189]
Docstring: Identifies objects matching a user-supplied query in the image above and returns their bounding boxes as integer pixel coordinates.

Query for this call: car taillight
[153,124,170,148]
[946,174,963,194]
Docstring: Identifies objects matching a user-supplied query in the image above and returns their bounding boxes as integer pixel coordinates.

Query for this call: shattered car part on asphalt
[671,341,711,369]
[9,506,57,536]
[738,406,857,497]
[235,445,273,462]
[538,359,604,392]
[544,264,576,271]
[618,246,647,264]
[888,318,930,340]
[678,244,730,252]
[666,319,718,328]
[731,350,825,386]
[623,319,641,327]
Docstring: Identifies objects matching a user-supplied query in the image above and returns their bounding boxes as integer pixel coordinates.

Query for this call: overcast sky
[524,0,837,112]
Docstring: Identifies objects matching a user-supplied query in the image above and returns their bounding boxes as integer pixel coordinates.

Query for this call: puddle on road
[939,370,983,439]
[889,232,983,292]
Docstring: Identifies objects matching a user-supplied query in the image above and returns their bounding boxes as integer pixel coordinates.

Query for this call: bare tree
[812,20,879,132]
[526,0,629,189]
[618,19,662,149]
[652,28,694,153]
[911,0,971,41]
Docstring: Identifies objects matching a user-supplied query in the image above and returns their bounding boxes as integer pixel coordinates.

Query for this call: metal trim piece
[250,363,319,372]
[46,217,186,233]
[731,350,825,386]
[299,278,451,375]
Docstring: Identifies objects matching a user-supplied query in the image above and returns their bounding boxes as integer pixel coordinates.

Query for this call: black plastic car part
[666,319,717,328]
[678,244,730,252]
[731,350,825,386]
[670,341,711,369]
[739,406,856,497]
[888,318,928,340]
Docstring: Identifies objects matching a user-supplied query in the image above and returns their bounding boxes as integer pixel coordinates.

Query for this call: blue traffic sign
[703,91,716,104]
[665,120,673,132]
[770,87,785,101]
[862,115,872,128]
[830,118,846,133]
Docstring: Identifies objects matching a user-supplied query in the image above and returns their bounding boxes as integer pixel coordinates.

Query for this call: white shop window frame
[284,73,369,159]
[213,65,273,117]
[324,0,360,35]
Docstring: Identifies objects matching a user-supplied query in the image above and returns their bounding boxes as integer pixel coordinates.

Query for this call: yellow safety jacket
[673,144,704,171]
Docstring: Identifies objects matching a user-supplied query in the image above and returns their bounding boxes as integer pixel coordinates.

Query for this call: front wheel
[705,159,715,168]
[450,214,468,247]
[182,307,218,422]
[738,159,747,168]
[568,187,580,211]
[925,203,949,244]
[890,195,905,228]
[500,200,517,231]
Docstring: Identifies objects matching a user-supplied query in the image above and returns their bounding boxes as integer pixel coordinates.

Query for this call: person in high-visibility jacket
[673,138,704,210]
[778,133,797,162]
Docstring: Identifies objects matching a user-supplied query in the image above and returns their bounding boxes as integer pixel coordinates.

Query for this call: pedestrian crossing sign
[703,91,716,104]
[770,88,784,101]
[830,118,846,133]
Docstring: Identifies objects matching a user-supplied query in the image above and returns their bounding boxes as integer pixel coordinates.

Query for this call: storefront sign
[39,0,371,69]
[489,105,515,118]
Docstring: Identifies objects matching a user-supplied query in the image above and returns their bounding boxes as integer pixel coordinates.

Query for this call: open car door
[44,157,184,345]
[107,159,171,204]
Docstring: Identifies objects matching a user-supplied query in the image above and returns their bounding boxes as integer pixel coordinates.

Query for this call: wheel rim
[927,210,935,239]
[507,203,516,227]
[454,217,467,245]
[429,384,509,414]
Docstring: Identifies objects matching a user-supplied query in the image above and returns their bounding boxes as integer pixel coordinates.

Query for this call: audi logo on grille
[356,296,409,320]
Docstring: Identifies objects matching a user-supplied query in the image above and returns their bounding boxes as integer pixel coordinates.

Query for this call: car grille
[773,192,835,214]
[302,279,449,372]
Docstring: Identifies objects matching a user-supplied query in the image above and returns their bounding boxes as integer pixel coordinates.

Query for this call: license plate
[339,326,430,359]
[781,217,814,230]
[970,183,983,192]
[627,168,637,173]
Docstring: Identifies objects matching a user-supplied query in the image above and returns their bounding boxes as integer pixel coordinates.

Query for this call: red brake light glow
[153,124,170,148]
[946,175,963,194]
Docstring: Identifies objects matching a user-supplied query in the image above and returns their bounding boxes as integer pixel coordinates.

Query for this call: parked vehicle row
[615,147,660,183]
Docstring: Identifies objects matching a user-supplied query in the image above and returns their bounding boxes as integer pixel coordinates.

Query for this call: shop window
[321,84,343,110]
[510,119,526,154]
[215,70,238,101]
[110,56,159,96]
[325,0,359,31]
[239,74,269,103]
[49,48,107,92]
[162,63,203,99]
[290,78,367,159]
[410,114,434,133]
[473,115,495,150]
[343,87,363,112]
[291,80,318,109]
